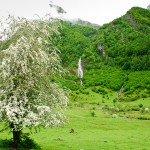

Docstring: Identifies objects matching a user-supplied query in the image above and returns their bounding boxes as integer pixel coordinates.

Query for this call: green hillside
[53,21,99,68]
[53,7,150,102]
[96,7,150,71]
[54,7,150,71]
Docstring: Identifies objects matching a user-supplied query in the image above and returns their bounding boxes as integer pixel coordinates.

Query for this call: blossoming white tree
[0,15,68,148]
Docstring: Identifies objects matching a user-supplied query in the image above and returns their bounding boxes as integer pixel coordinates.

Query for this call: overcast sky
[0,0,149,25]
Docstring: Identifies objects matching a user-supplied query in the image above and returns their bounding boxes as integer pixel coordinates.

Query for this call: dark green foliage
[139,104,143,108]
[52,21,99,68]
[52,7,150,99]
[124,71,150,91]
[92,87,107,95]
[0,134,41,149]
[91,111,96,117]
[96,7,150,71]
[84,65,125,90]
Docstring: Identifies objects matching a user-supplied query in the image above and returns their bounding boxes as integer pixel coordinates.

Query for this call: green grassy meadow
[0,107,150,150]
[0,87,150,150]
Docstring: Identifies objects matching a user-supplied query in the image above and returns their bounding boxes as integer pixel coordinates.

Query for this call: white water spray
[78,57,83,85]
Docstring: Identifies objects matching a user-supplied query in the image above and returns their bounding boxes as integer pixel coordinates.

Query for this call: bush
[137,116,150,120]
[138,104,143,108]
[91,111,96,117]
[141,93,147,98]
[83,90,90,95]
[131,106,140,111]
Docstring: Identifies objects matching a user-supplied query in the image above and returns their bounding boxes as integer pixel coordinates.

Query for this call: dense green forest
[53,7,150,101]
[96,7,150,71]
[54,7,150,71]
[53,21,99,67]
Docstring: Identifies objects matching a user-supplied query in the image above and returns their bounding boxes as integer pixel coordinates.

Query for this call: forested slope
[53,7,150,99]
[96,7,150,70]
[53,21,99,68]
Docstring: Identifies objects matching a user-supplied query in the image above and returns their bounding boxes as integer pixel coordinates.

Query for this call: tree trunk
[12,130,21,149]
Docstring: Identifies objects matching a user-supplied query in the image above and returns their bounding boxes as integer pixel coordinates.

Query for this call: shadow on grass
[0,136,42,150]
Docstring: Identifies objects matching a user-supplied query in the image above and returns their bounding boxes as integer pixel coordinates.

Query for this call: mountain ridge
[96,7,150,70]
[53,7,150,99]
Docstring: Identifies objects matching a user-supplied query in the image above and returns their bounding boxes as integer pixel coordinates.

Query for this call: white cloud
[0,0,149,25]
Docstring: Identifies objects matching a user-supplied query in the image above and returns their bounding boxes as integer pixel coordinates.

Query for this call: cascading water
[77,57,83,85]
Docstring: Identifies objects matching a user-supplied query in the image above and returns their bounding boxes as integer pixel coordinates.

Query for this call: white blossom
[0,15,68,131]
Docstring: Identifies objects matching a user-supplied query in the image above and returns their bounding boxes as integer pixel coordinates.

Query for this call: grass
[70,87,117,105]
[0,108,150,150]
[0,87,149,150]
[70,86,150,111]
[128,97,150,107]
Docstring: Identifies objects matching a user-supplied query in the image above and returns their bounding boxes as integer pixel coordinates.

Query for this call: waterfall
[78,57,83,85]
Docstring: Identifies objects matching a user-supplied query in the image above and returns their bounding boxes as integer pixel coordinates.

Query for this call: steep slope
[53,21,100,68]
[53,7,150,101]
[96,7,150,71]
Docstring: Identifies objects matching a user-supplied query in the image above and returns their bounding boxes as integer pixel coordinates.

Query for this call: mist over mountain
[69,18,100,29]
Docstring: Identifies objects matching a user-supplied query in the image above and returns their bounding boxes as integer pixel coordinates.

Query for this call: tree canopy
[0,15,68,148]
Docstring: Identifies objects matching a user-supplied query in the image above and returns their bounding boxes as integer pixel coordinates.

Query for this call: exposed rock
[145,108,149,113]
[112,114,118,118]
[125,14,137,27]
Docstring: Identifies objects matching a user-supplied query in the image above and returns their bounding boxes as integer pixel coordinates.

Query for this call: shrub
[83,90,90,95]
[138,104,143,108]
[113,98,117,103]
[141,93,147,98]
[91,111,96,117]
[102,99,105,103]
[137,116,150,120]
[92,106,96,110]
[131,106,140,111]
